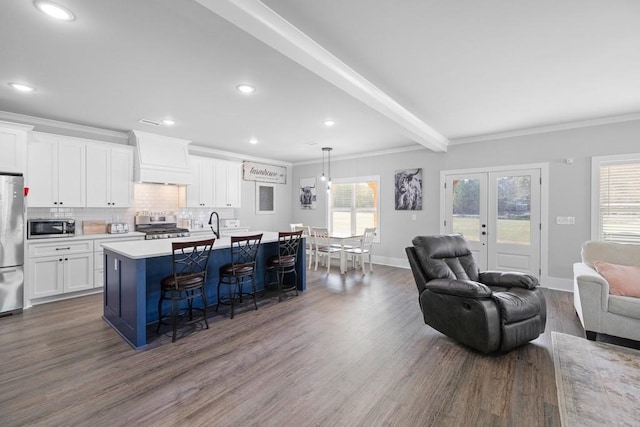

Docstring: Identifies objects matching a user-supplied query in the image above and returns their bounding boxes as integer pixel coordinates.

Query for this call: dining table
[328,232,364,274]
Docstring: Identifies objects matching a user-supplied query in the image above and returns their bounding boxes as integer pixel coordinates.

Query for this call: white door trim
[440,162,549,278]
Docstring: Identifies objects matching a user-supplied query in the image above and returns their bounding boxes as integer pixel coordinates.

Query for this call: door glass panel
[452,178,480,242]
[496,175,531,245]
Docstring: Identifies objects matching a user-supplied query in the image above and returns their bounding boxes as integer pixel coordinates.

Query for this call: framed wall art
[394,168,422,210]
[299,177,317,209]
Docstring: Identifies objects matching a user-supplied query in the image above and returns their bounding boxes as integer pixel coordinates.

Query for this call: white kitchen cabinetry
[27,133,86,207]
[215,160,241,208]
[28,240,94,299]
[184,156,241,208]
[185,156,215,208]
[86,143,133,207]
[0,121,33,173]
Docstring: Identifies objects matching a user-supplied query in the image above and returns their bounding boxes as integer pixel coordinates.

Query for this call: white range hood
[128,130,193,185]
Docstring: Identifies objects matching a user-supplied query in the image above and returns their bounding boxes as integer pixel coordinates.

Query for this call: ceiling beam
[195,0,448,152]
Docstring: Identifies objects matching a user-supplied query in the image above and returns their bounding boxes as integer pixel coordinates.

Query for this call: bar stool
[156,238,215,342]
[264,230,303,301]
[216,233,263,319]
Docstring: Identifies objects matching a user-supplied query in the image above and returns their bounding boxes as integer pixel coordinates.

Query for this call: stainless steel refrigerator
[0,173,24,316]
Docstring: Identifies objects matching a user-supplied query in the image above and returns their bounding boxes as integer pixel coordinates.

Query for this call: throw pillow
[594,261,640,297]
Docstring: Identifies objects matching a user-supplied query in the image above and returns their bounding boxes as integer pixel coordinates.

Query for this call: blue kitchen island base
[102,234,306,349]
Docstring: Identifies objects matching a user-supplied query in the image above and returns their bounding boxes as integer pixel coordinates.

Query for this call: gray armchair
[406,234,546,354]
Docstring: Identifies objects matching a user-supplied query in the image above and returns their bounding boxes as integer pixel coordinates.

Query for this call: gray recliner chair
[406,234,546,354]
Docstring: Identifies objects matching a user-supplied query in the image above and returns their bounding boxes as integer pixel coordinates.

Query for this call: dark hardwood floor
[0,264,587,426]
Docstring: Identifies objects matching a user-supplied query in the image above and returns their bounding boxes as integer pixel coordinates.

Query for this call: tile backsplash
[27,183,235,234]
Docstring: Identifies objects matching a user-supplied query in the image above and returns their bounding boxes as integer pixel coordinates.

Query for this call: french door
[443,168,541,276]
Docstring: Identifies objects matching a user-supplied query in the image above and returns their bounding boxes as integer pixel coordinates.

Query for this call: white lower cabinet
[64,254,94,293]
[27,235,144,301]
[28,241,94,299]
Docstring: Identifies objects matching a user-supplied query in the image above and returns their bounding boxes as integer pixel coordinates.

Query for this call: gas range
[135,214,190,240]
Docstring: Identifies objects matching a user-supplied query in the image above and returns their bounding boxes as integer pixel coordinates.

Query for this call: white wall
[291,119,640,284]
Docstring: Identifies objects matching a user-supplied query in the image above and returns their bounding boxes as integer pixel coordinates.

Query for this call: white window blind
[595,156,640,243]
[329,176,380,242]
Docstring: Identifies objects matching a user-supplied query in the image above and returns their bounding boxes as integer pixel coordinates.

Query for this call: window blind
[599,161,640,243]
[329,177,380,240]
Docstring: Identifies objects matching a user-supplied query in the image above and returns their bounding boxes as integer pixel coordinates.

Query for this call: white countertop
[101,230,279,259]
[27,231,146,244]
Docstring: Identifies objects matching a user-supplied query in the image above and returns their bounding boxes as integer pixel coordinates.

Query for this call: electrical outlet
[567,216,575,225]
[412,214,416,221]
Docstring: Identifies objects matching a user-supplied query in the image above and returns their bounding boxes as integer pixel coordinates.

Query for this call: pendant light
[322,147,333,191]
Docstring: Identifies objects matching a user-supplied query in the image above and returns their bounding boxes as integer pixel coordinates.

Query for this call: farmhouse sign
[243,161,287,184]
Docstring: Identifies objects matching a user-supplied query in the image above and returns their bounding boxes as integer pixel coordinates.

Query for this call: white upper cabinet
[27,133,86,208]
[185,156,216,208]
[215,160,241,208]
[185,156,241,208]
[0,121,33,174]
[86,143,133,207]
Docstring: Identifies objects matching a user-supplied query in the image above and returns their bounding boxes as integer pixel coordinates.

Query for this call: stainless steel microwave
[27,219,76,239]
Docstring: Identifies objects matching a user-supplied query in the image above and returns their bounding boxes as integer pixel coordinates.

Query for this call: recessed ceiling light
[161,119,175,126]
[8,82,36,92]
[323,119,336,127]
[236,84,256,94]
[34,0,75,21]
[249,138,258,145]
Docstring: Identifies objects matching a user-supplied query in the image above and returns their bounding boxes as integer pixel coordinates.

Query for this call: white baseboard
[372,255,409,269]
[540,276,573,292]
[26,288,103,308]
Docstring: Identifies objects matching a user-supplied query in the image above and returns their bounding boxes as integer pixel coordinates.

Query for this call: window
[592,154,640,243]
[329,176,380,242]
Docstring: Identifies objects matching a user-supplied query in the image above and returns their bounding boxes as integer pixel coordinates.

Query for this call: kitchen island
[101,231,306,349]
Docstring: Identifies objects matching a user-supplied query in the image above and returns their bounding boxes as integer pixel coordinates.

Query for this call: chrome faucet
[208,211,220,239]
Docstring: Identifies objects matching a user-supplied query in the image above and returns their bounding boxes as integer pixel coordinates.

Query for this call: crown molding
[189,144,292,167]
[450,112,640,145]
[0,111,128,140]
[0,120,34,131]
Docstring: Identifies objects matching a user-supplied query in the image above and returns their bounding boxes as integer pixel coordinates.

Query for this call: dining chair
[294,225,314,269]
[289,223,303,231]
[216,233,263,319]
[264,230,303,301]
[345,228,376,274]
[156,238,215,342]
[312,227,341,273]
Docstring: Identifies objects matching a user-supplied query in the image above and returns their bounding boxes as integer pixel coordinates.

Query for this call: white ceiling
[1,0,639,163]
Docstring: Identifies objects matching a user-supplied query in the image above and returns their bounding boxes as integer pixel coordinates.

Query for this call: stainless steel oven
[27,219,76,239]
